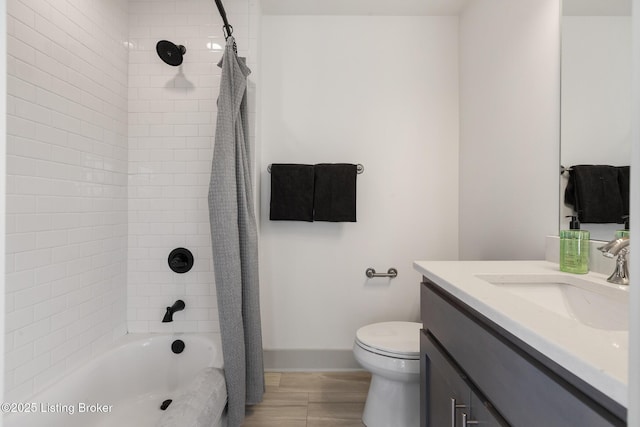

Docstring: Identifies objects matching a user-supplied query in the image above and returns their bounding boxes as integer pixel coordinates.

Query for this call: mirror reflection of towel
[565,165,625,223]
[269,164,314,221]
[617,166,630,217]
[313,163,357,222]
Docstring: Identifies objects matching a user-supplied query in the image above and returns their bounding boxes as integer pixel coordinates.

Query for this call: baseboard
[263,349,362,371]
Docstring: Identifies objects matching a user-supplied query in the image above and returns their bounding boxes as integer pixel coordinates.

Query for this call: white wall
[458,0,560,260]
[5,0,129,401]
[126,0,256,333]
[260,16,459,354]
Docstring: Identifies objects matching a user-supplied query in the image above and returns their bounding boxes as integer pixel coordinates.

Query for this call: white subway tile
[33,295,67,321]
[33,360,66,392]
[36,230,68,248]
[127,321,150,333]
[14,248,52,272]
[50,307,79,332]
[5,270,36,294]
[197,321,220,333]
[8,35,38,65]
[8,75,37,102]
[14,283,52,310]
[6,232,37,253]
[13,353,51,386]
[14,318,51,348]
[5,343,35,371]
[34,263,67,285]
[6,307,36,333]
[8,0,36,26]
[7,115,38,140]
[64,345,91,371]
[50,275,81,297]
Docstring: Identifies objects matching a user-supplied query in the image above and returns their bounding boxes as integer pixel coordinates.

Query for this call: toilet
[353,321,422,427]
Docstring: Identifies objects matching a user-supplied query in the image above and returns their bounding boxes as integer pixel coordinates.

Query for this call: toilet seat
[355,321,421,360]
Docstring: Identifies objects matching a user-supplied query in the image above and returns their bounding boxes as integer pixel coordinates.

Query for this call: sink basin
[476,274,629,331]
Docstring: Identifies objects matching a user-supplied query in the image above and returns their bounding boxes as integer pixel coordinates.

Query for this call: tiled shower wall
[5,0,257,399]
[5,0,129,400]
[127,0,256,333]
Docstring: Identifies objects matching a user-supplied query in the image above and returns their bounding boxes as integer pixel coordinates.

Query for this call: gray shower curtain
[208,36,264,427]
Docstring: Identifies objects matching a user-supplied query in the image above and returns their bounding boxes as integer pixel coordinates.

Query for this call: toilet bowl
[353,321,421,427]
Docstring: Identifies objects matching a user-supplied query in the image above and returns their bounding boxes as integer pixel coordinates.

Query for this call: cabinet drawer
[422,280,624,427]
[422,329,507,427]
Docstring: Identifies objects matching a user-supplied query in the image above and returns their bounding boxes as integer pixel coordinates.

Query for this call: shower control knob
[168,248,194,273]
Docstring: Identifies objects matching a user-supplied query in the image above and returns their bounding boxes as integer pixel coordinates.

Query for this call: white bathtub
[4,333,227,427]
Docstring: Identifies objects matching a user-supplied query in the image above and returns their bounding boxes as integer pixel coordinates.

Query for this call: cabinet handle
[450,398,466,427]
[462,412,479,425]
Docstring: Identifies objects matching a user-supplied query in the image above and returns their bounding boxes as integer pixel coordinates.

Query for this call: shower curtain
[208,36,264,427]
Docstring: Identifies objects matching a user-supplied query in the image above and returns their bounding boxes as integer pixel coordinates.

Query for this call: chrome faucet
[598,237,630,285]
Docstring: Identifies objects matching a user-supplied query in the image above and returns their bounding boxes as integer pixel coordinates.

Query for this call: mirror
[560,0,632,241]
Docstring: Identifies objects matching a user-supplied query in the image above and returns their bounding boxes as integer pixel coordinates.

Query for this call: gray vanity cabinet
[422,329,505,426]
[420,278,626,427]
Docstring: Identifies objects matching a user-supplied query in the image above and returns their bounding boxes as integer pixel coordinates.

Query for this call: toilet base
[362,373,419,427]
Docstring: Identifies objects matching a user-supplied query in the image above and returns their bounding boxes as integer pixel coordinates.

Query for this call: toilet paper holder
[365,267,398,279]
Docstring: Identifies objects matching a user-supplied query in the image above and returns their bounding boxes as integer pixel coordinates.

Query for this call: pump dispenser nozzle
[567,215,581,230]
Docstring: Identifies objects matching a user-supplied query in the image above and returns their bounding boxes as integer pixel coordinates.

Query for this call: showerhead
[156,40,186,66]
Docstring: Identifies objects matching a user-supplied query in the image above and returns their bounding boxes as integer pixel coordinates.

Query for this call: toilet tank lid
[355,321,422,355]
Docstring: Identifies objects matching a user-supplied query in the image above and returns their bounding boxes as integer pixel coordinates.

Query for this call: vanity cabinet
[420,278,626,427]
[422,329,505,426]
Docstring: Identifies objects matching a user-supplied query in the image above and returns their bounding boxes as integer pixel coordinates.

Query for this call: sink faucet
[162,300,185,322]
[598,237,630,286]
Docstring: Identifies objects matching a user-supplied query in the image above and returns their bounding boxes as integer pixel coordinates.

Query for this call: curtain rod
[214,0,233,40]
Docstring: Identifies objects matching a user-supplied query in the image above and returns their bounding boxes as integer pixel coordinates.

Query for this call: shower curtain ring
[223,24,234,40]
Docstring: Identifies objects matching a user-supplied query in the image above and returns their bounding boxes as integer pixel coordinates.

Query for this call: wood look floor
[241,372,371,427]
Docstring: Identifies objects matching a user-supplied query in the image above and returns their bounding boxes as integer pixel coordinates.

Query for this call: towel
[565,165,624,223]
[617,166,630,217]
[269,164,315,221]
[313,163,357,222]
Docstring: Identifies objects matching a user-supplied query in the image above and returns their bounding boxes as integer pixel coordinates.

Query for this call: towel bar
[365,267,398,279]
[267,163,364,174]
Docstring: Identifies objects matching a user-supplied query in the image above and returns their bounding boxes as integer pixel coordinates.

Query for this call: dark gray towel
[565,165,624,223]
[269,164,315,221]
[313,163,357,222]
[617,166,630,217]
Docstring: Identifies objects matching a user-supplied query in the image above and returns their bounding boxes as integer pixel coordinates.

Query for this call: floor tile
[260,391,309,406]
[308,391,368,403]
[241,371,369,427]
[265,372,281,387]
[307,402,366,421]
[307,420,365,427]
[278,372,371,394]
[243,404,308,425]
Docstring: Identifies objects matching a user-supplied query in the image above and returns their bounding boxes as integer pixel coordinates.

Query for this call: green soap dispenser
[560,215,590,274]
[615,216,630,239]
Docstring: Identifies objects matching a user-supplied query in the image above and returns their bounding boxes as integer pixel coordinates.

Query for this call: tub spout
[162,300,185,322]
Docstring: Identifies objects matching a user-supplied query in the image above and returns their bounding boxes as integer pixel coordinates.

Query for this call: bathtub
[4,333,226,427]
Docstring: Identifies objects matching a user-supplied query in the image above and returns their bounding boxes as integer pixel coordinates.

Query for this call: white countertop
[413,260,628,408]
